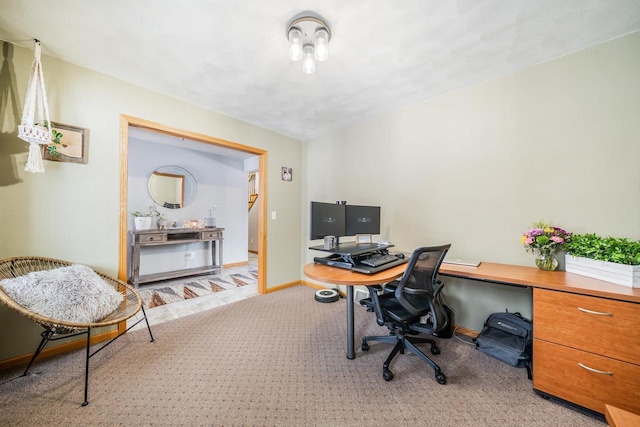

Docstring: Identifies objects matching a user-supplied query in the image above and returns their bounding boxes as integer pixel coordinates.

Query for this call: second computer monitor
[345,205,380,236]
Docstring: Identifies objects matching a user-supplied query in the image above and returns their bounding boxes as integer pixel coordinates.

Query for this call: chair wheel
[383,369,394,381]
[430,346,440,355]
[435,373,447,384]
[361,340,369,352]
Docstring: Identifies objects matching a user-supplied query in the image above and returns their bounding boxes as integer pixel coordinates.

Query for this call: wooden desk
[306,260,640,414]
[606,404,640,427]
[303,262,407,359]
[438,261,640,303]
[438,261,640,416]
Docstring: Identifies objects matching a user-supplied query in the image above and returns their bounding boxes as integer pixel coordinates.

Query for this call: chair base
[361,330,447,384]
[21,306,155,406]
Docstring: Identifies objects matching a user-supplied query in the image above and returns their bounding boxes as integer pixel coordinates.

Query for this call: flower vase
[535,250,558,271]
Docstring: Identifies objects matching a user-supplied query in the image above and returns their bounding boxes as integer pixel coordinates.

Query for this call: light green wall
[302,33,640,331]
[0,42,302,360]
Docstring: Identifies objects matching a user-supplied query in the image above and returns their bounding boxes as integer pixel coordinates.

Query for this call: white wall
[0,41,302,361]
[128,138,248,274]
[302,33,640,331]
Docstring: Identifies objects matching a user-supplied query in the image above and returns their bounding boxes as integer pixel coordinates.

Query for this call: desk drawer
[201,230,222,240]
[139,233,166,244]
[534,339,640,415]
[533,289,640,365]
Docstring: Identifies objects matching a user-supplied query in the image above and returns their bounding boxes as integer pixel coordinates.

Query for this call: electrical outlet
[353,288,369,303]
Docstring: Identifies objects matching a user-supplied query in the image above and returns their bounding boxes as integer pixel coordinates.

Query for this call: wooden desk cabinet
[533,289,640,415]
[129,228,224,287]
[439,262,640,416]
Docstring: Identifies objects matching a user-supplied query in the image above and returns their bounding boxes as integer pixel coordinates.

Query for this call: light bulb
[288,27,303,61]
[302,44,315,74]
[314,27,329,61]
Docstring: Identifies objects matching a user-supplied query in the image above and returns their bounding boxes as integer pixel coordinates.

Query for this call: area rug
[136,270,258,309]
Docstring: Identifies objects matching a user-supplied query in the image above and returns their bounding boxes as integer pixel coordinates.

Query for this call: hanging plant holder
[18,40,52,173]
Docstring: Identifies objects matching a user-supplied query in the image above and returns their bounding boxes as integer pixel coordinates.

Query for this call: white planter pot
[565,254,640,288]
[134,217,155,230]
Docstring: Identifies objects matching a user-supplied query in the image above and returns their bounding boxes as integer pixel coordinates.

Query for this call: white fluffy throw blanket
[0,264,123,324]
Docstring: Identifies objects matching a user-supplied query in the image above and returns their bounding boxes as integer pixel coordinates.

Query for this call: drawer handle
[149,237,154,240]
[577,307,612,316]
[578,363,613,376]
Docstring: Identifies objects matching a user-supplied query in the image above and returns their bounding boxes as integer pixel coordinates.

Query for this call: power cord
[452,325,476,345]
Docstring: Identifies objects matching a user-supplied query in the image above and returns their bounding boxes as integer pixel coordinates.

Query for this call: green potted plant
[131,205,162,230]
[564,233,640,288]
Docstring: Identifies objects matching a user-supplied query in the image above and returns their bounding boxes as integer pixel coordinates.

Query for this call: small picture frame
[42,121,89,164]
[281,167,292,181]
[355,234,372,244]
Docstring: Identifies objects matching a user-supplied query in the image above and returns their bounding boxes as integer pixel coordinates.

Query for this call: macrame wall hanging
[17,40,53,173]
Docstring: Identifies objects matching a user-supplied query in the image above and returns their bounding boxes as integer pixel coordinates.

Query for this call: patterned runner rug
[137,270,258,309]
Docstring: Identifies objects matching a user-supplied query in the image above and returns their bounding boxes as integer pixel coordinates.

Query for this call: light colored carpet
[0,285,604,426]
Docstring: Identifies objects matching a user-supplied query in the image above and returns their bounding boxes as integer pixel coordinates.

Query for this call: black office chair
[360,244,451,384]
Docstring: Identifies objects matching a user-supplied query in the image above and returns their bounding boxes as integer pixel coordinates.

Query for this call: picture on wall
[282,166,292,181]
[42,121,89,164]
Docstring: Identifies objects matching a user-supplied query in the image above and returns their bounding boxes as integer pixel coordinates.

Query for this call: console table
[129,228,224,287]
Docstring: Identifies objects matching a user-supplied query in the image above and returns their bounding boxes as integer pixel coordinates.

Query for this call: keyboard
[360,254,399,267]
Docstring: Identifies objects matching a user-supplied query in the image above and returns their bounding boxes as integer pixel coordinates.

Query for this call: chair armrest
[395,284,433,316]
[365,285,387,326]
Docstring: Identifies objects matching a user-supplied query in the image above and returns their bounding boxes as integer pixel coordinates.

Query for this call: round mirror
[148,165,197,209]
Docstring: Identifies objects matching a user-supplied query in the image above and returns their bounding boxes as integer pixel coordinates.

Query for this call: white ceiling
[1,0,639,143]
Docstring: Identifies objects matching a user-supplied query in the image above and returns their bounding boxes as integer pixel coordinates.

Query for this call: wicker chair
[0,256,154,406]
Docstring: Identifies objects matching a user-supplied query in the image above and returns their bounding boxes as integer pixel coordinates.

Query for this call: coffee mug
[324,236,336,249]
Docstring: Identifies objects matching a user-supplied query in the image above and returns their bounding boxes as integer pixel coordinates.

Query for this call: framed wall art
[282,166,292,181]
[42,121,89,164]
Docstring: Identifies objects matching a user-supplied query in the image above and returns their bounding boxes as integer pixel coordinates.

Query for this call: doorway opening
[117,115,267,306]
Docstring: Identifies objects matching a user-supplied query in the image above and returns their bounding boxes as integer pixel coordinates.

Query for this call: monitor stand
[310,242,394,270]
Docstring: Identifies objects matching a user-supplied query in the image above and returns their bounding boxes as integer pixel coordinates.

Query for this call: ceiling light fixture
[287,14,331,74]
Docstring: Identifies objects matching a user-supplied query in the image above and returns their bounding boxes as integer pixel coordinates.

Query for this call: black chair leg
[361,333,398,348]
[82,327,91,407]
[383,339,405,370]
[21,330,54,377]
[362,331,447,384]
[408,336,436,346]
[404,338,439,371]
[140,305,155,342]
[404,338,447,384]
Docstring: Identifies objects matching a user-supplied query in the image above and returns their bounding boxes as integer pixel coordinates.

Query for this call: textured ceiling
[1,0,639,142]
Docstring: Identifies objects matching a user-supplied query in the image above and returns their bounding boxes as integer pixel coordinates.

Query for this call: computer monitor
[310,202,346,240]
[345,205,380,236]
